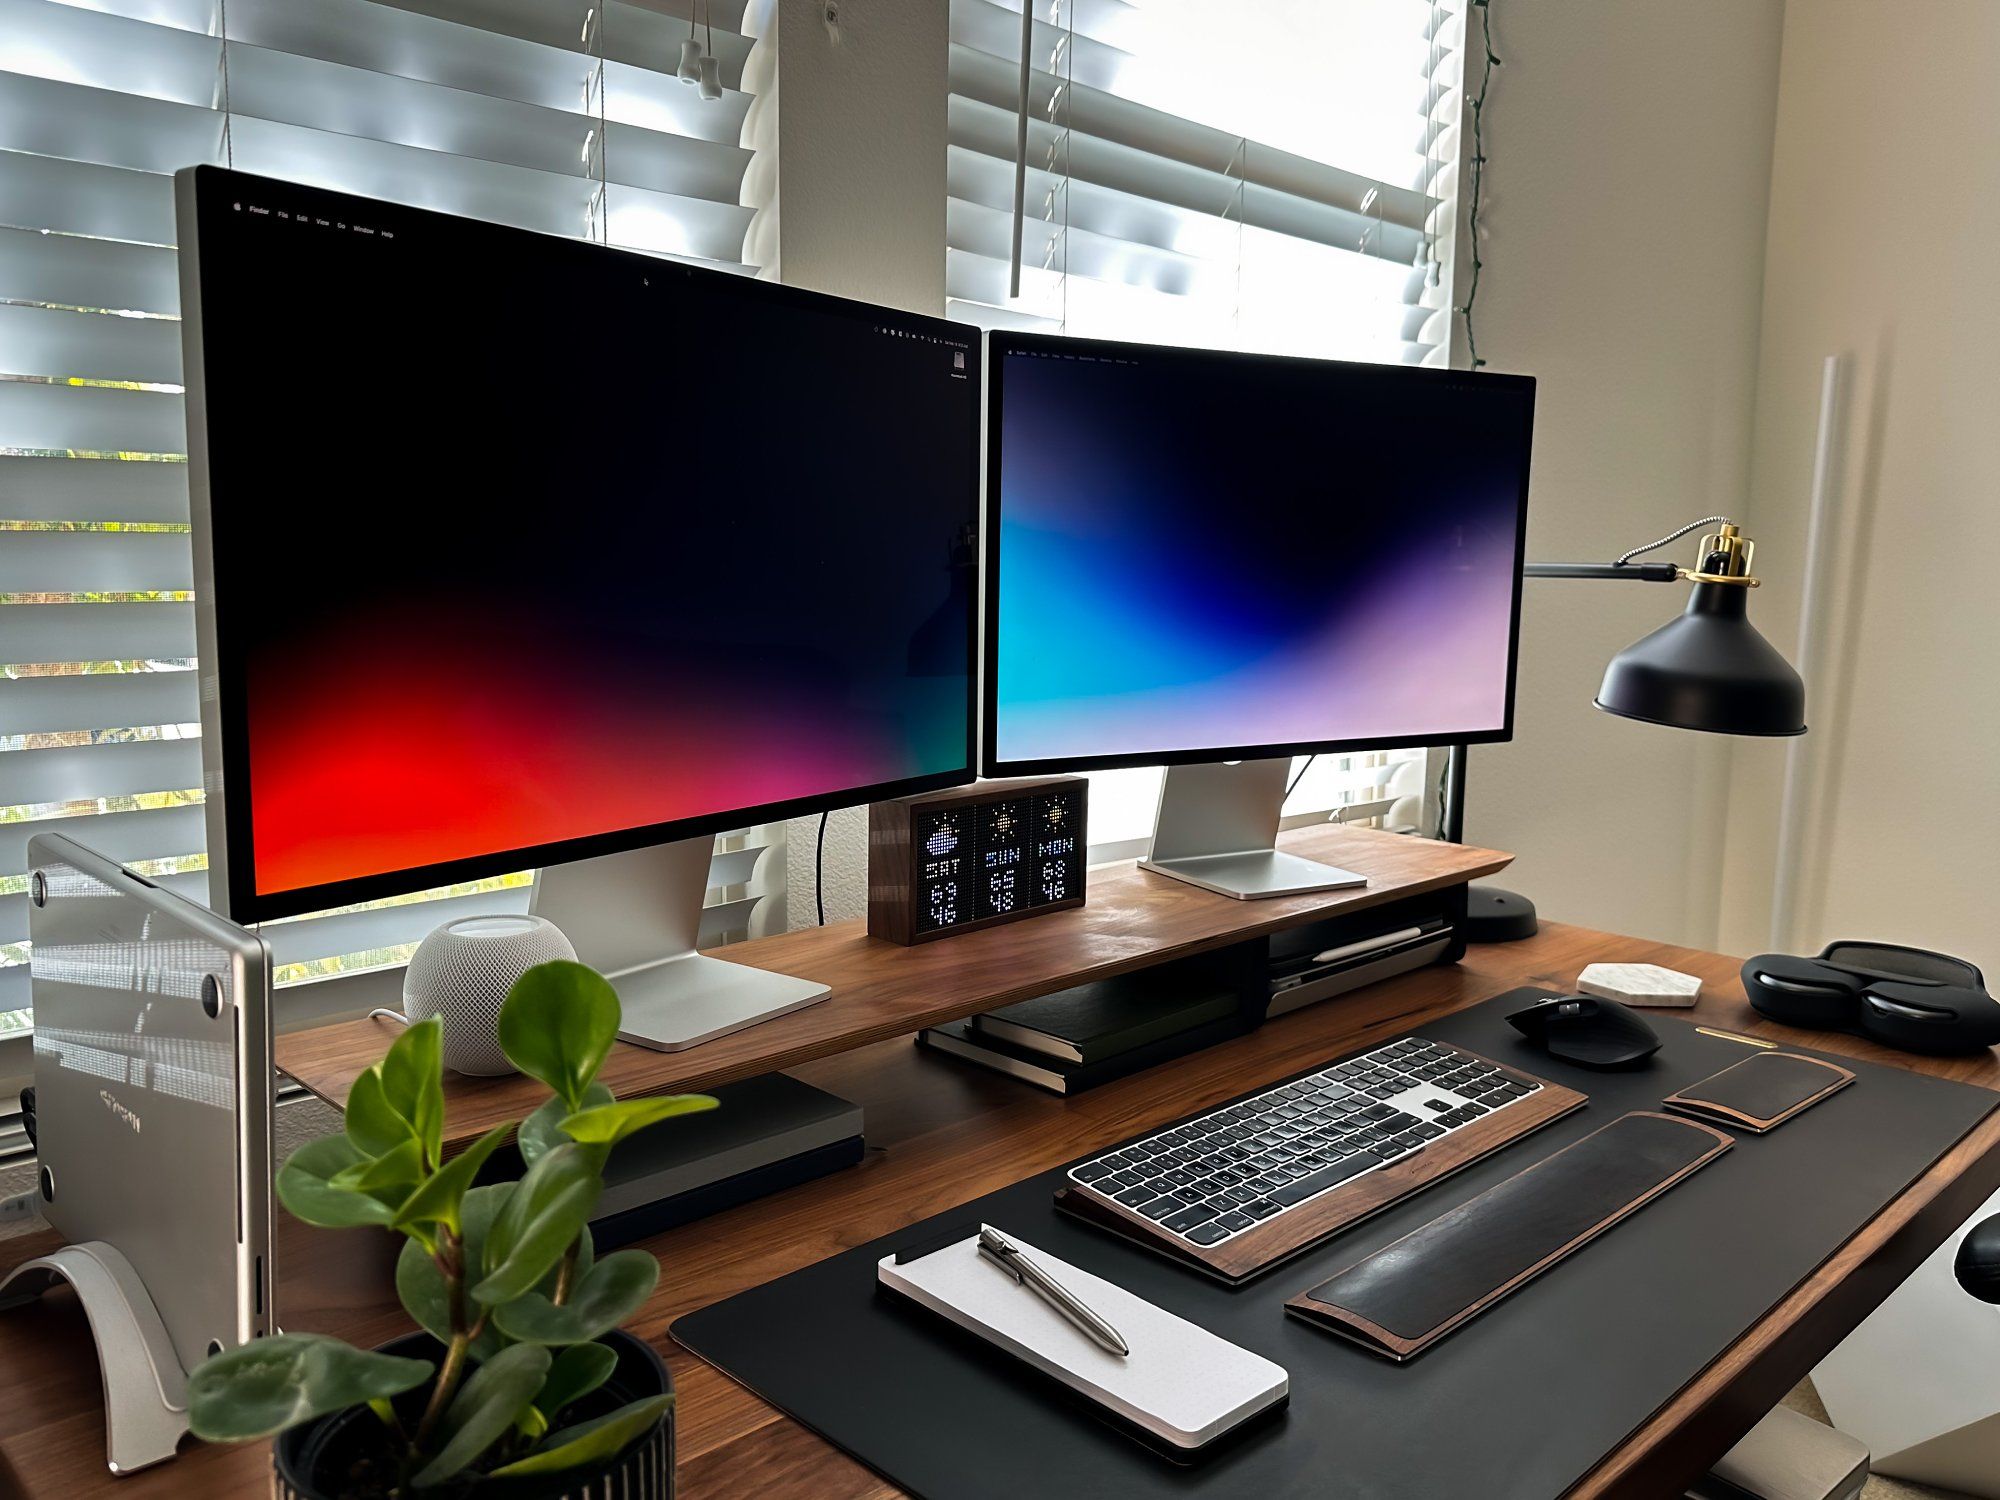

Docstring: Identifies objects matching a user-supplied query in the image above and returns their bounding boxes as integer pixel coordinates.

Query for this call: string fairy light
[1458,0,1500,370]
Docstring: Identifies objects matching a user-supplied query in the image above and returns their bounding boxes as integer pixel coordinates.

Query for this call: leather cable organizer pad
[1284,1111,1733,1360]
[1663,1051,1856,1134]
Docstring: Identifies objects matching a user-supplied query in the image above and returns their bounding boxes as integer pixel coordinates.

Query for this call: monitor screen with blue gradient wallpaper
[985,336,1534,773]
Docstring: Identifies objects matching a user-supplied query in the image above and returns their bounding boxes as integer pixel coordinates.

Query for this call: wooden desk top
[5,921,1998,1500]
[276,824,1512,1151]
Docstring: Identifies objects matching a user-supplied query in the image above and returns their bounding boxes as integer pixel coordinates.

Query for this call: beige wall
[1716,0,2000,962]
[1460,0,1784,947]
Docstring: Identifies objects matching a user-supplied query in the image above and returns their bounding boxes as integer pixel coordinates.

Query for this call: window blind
[948,0,1464,851]
[0,0,784,1043]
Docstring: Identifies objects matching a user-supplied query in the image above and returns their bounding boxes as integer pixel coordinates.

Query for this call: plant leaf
[492,1251,659,1346]
[276,1136,397,1229]
[379,1016,445,1169]
[187,1333,432,1443]
[558,1094,717,1150]
[344,1065,416,1161]
[490,1394,671,1479]
[520,1082,612,1166]
[532,1342,617,1423]
[398,1183,513,1361]
[514,1404,549,1442]
[330,1137,426,1210]
[398,1186,595,1365]
[392,1123,513,1237]
[413,1342,550,1488]
[498,961,620,1111]
[473,1144,600,1306]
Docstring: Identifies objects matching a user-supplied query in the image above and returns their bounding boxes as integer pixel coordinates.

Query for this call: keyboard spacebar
[1269,1152,1387,1207]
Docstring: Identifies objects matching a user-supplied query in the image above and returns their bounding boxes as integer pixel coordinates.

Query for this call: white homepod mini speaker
[403,914,578,1076]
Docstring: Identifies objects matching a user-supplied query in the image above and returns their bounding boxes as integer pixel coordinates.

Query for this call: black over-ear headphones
[1742,941,2000,1056]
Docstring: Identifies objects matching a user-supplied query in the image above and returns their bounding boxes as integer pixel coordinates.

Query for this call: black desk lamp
[1445,518,1806,943]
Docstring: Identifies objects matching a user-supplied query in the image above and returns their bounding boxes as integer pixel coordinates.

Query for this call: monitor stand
[1138,758,1369,900]
[531,837,829,1052]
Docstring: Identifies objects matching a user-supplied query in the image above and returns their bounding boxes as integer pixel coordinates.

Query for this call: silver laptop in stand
[0,832,274,1474]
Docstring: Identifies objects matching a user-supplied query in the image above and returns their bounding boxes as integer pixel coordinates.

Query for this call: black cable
[815,810,829,926]
[1285,754,1317,802]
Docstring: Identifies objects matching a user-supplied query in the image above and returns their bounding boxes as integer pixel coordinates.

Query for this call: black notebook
[920,1012,1247,1096]
[972,971,1240,1064]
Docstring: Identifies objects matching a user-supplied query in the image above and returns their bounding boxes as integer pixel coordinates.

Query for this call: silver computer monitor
[26,832,274,1369]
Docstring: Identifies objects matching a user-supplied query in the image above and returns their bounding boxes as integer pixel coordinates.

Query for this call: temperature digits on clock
[911,787,1084,933]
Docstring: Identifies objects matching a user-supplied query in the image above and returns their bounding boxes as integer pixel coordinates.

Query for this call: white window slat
[0,224,182,318]
[707,843,765,891]
[234,0,597,116]
[0,149,178,244]
[224,42,753,205]
[948,200,1229,303]
[0,799,204,872]
[950,0,1136,96]
[0,528,193,594]
[598,181,757,265]
[0,380,184,457]
[0,456,189,524]
[0,67,230,181]
[0,303,184,389]
[947,142,1238,262]
[0,669,200,736]
[2,602,196,663]
[0,0,224,111]
[0,737,201,807]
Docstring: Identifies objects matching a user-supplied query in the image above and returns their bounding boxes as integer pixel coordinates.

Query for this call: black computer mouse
[1506,994,1662,1069]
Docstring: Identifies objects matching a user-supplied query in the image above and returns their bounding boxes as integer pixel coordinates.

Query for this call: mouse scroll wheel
[1556,1001,1583,1018]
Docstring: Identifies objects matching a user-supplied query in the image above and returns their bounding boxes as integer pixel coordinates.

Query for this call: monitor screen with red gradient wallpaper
[183,169,979,920]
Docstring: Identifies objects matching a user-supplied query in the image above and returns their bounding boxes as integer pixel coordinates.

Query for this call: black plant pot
[272,1329,672,1500]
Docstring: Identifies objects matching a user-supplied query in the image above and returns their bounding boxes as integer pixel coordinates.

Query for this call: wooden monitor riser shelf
[7,922,2000,1500]
[277,823,1511,1151]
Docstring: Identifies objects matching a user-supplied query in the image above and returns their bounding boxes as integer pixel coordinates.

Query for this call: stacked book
[919,965,1246,1095]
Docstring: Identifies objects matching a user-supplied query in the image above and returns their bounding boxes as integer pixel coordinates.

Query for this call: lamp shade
[1595,579,1806,736]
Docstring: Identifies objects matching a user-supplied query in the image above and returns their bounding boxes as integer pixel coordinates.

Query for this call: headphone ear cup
[1860,980,2000,1056]
[1742,954,1865,1032]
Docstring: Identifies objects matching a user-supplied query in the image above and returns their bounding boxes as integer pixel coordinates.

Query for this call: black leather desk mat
[671,990,1998,1500]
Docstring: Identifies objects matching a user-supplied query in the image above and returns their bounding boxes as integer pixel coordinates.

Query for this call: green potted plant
[188,960,715,1499]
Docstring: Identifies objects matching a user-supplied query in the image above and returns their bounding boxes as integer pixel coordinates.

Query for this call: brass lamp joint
[1678,522,1760,587]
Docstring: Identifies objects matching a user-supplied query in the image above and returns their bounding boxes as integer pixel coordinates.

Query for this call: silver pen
[977,1226,1130,1357]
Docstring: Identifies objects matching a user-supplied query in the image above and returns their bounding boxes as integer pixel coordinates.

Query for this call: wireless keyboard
[1054,1036,1587,1283]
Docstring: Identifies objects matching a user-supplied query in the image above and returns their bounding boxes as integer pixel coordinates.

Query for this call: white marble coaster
[1577,961,1702,1007]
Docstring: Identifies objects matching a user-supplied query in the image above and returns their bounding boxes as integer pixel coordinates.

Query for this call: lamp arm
[1522,561,1682,583]
[1444,560,1688,834]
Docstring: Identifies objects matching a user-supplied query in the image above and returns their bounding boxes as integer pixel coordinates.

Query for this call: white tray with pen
[877,1224,1288,1457]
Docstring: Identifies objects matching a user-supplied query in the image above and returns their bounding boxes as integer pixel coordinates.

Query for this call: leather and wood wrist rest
[1664,1052,1855,1133]
[1285,1112,1733,1360]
